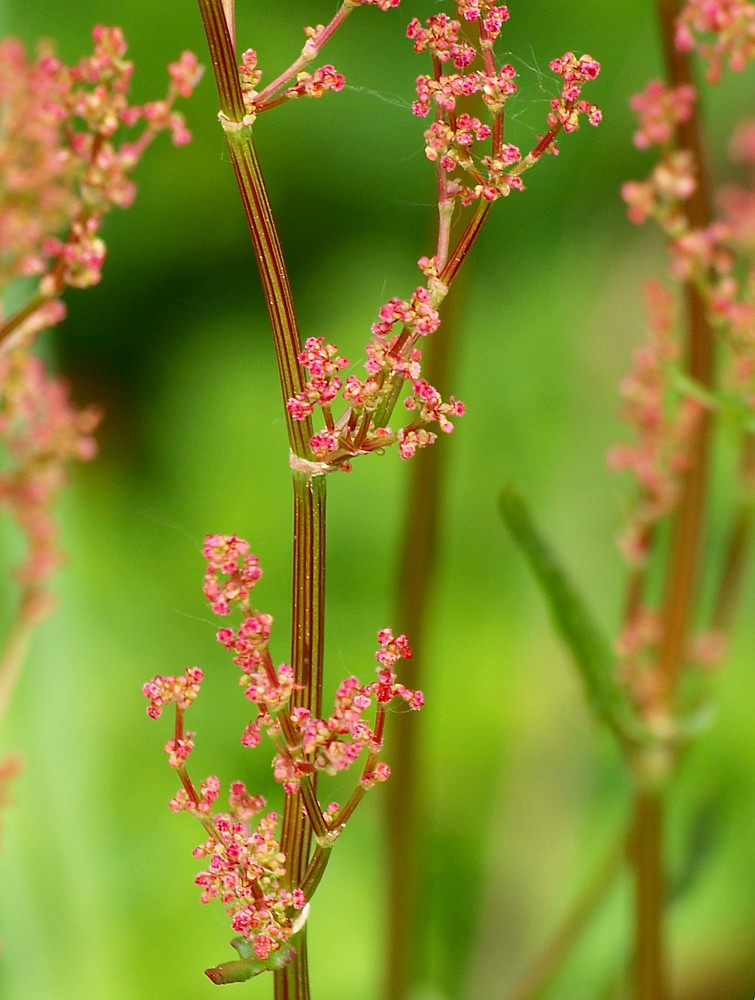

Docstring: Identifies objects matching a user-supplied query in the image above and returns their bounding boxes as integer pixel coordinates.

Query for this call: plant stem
[194,6,327,996]
[0,614,32,729]
[653,0,714,712]
[628,788,669,1000]
[625,7,715,997]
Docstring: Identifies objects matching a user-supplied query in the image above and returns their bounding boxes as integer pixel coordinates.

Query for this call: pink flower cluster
[675,0,755,82]
[143,536,423,958]
[287,283,464,466]
[268,627,420,794]
[408,9,601,203]
[0,28,200,315]
[203,533,263,615]
[607,281,704,564]
[193,804,305,961]
[0,352,100,621]
[143,666,204,720]
[622,83,755,410]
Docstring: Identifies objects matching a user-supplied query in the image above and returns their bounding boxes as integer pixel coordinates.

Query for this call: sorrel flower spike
[143,535,422,982]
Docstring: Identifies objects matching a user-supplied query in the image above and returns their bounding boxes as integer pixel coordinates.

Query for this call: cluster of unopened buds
[143,534,422,961]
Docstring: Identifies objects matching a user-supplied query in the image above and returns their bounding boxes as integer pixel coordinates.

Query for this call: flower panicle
[142,536,422,958]
[256,4,599,471]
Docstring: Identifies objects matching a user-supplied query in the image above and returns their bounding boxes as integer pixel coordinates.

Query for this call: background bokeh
[1,2,754,998]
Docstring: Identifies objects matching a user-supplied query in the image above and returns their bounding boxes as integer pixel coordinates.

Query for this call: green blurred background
[1,2,754,998]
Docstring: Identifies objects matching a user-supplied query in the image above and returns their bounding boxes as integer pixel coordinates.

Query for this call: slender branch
[253,2,356,109]
[439,202,491,288]
[194,8,327,998]
[0,294,48,354]
[196,0,312,458]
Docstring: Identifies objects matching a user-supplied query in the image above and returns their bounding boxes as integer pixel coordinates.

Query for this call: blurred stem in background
[383,270,463,1000]
[627,2,714,996]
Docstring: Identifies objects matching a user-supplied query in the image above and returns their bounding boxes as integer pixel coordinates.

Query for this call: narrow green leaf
[499,487,640,743]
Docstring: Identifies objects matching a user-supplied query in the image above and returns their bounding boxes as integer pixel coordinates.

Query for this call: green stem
[0,613,33,729]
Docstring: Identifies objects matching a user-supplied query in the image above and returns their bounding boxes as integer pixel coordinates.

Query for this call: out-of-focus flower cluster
[675,0,755,83]
[610,0,754,705]
[0,26,199,630]
[143,534,422,959]
[620,91,755,451]
[607,281,704,566]
[0,27,201,323]
[0,352,100,620]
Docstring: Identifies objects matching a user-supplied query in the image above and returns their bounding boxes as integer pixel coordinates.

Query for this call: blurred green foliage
[2,3,754,999]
